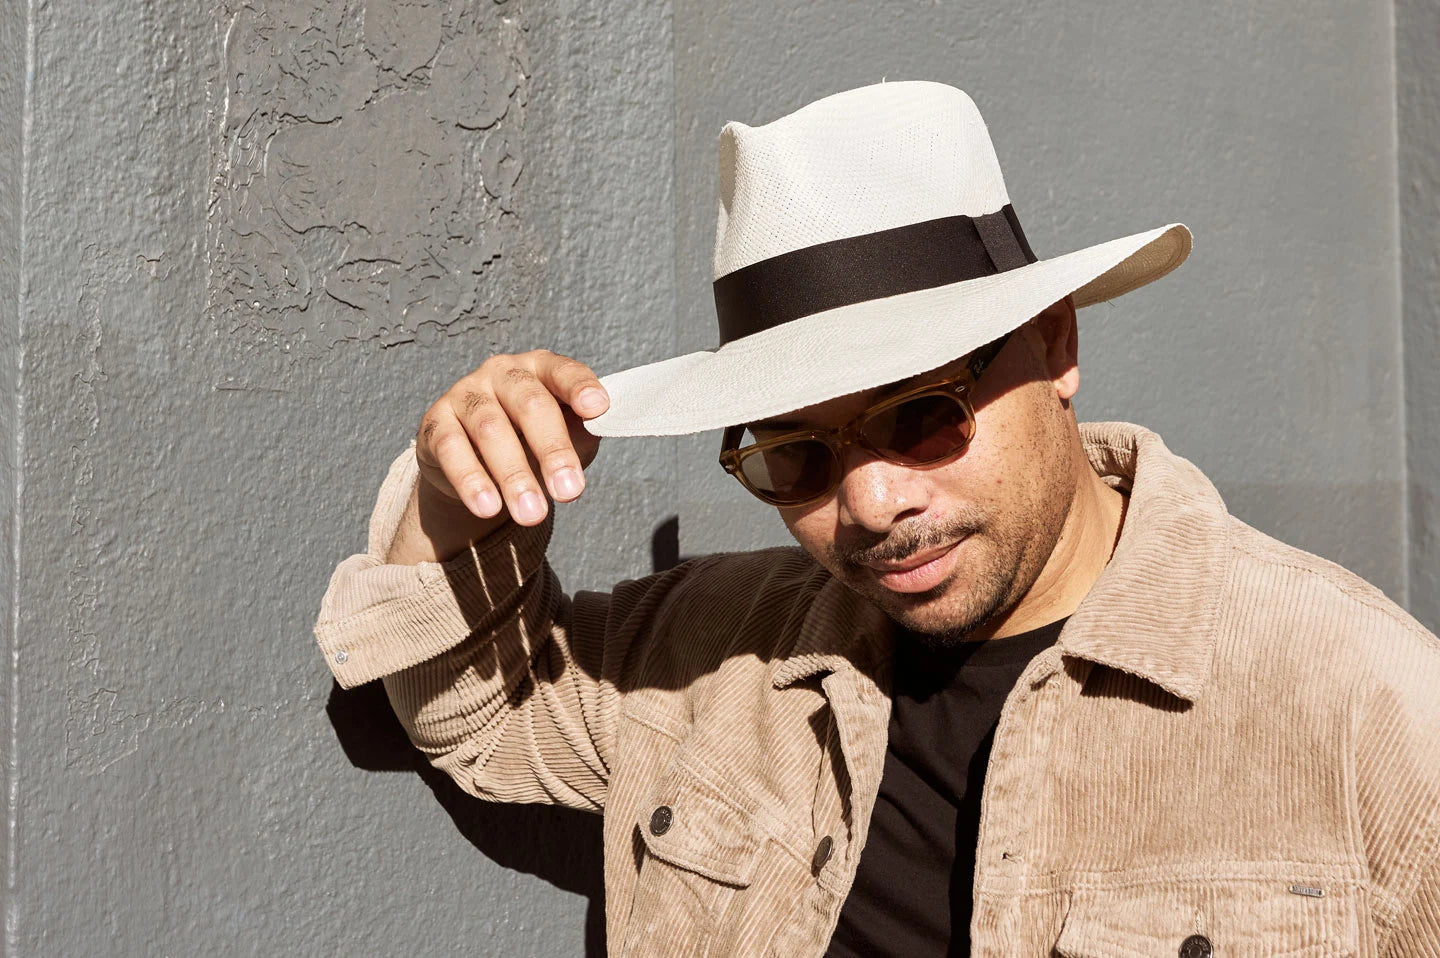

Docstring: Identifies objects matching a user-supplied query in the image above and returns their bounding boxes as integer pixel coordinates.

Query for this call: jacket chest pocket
[1053,880,1365,958]
[621,759,764,957]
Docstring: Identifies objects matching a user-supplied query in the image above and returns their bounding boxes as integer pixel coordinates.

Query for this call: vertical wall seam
[667,0,681,542]
[1387,0,1409,612]
[1395,0,1440,634]
[5,0,32,952]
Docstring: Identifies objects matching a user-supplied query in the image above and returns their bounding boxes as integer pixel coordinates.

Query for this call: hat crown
[713,81,1012,281]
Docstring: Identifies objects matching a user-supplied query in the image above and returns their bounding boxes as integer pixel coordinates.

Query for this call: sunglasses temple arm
[967,330,1012,381]
[719,424,745,468]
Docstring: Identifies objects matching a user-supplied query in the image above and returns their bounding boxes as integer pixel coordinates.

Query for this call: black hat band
[712,204,1036,347]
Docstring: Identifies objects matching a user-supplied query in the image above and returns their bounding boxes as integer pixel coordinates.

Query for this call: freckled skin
[773,298,1120,647]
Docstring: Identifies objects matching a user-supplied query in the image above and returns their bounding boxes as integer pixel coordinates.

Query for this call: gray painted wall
[0,0,1430,954]
[1399,0,1440,636]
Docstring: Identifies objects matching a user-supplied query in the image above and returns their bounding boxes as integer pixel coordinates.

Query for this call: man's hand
[386,350,609,565]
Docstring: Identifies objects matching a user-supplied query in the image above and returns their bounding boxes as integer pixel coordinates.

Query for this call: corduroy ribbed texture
[313,423,1440,956]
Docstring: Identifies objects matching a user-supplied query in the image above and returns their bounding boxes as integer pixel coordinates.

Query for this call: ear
[1033,295,1079,402]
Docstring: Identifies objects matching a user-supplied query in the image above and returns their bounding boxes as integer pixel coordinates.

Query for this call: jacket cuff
[313,442,555,688]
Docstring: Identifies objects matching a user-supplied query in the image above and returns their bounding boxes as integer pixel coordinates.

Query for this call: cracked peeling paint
[206,0,532,349]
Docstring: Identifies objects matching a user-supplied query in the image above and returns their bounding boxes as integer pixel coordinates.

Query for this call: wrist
[389,479,512,565]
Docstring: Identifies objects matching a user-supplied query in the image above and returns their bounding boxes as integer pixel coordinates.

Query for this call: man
[315,81,1440,956]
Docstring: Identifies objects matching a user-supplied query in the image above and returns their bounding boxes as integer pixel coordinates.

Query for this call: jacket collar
[773,422,1230,702]
[771,573,897,689]
[1056,422,1230,702]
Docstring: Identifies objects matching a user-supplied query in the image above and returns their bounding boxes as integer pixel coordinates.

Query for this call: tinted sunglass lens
[739,439,838,504]
[863,395,974,463]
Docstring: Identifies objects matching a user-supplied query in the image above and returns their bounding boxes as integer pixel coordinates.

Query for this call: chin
[888,540,1030,643]
[862,572,1006,644]
[898,600,1001,645]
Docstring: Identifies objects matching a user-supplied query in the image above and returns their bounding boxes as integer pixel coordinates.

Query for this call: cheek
[780,504,835,558]
[939,427,1019,505]
[965,385,1056,491]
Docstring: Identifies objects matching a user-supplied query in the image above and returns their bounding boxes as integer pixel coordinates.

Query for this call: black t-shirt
[825,617,1067,958]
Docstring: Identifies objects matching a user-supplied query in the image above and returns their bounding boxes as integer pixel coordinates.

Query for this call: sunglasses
[719,332,1012,507]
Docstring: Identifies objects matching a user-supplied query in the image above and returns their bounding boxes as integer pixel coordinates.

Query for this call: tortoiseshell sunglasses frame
[718,331,1012,507]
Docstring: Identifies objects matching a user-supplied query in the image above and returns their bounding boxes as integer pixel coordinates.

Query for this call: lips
[862,543,957,574]
[862,539,966,594]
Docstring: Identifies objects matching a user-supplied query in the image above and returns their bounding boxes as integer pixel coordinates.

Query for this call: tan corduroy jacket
[314,422,1440,957]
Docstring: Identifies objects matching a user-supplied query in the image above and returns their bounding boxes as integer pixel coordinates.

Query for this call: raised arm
[314,349,690,812]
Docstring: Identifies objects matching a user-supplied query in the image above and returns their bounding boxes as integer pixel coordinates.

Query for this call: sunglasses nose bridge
[828,416,881,465]
[829,415,912,485]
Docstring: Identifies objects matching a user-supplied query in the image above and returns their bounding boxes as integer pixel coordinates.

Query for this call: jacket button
[811,835,834,873]
[1179,934,1212,958]
[649,805,673,836]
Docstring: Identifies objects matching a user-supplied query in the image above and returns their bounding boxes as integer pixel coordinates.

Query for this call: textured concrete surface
[0,0,24,927]
[0,0,1430,955]
[2,0,671,953]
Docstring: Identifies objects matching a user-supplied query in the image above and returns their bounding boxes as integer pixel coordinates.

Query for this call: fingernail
[516,491,546,523]
[576,388,607,413]
[474,489,501,516]
[553,468,583,499]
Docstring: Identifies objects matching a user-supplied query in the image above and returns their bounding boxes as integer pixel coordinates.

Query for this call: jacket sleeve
[1353,612,1440,956]
[313,441,700,813]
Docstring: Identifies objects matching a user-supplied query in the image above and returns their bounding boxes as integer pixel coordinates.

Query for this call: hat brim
[584,222,1191,437]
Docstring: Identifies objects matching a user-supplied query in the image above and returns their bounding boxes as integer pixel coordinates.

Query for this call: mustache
[833,510,986,568]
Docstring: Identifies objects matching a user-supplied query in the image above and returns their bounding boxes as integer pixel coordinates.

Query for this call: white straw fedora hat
[584,80,1191,438]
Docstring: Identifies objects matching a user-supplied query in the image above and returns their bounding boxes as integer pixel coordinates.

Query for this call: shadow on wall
[651,514,699,573]
[325,678,608,957]
[320,517,696,958]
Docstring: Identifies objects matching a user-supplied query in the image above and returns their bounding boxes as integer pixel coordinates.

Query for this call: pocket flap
[1054,880,1360,958]
[635,761,761,888]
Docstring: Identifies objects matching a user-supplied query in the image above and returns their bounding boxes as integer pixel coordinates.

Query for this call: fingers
[535,352,609,421]
[538,354,607,471]
[416,411,503,519]
[415,350,608,527]
[489,365,585,509]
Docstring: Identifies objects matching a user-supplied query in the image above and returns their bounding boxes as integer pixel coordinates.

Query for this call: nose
[833,446,930,533]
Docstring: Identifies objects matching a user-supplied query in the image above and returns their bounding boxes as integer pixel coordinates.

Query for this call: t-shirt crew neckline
[824,615,1068,958]
[890,617,1069,700]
